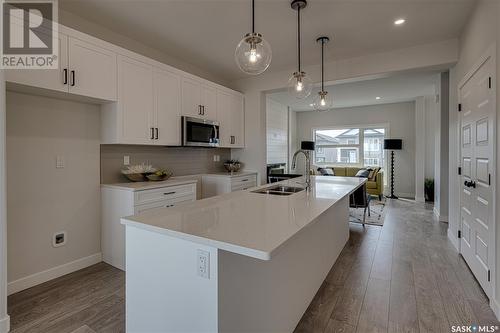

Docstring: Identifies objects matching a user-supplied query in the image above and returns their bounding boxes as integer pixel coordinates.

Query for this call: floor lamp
[384,139,403,199]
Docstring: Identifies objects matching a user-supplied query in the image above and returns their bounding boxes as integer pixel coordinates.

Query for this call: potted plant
[425,178,434,202]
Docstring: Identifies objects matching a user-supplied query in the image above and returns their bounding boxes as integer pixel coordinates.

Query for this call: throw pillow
[355,169,370,178]
[369,167,380,181]
[317,168,334,176]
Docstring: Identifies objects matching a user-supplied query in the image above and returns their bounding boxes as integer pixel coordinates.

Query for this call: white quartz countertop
[101,178,198,192]
[121,176,366,260]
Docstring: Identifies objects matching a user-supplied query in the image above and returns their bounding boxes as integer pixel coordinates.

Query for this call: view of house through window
[314,127,386,167]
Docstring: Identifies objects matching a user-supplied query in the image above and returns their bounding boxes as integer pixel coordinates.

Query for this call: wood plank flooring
[7,199,499,333]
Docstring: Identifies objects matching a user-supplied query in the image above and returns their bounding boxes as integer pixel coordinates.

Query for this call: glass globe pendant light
[287,0,312,99]
[313,36,333,111]
[235,0,272,75]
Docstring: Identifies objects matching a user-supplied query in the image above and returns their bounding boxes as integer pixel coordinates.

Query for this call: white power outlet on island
[213,155,220,162]
[197,249,210,279]
[123,155,130,166]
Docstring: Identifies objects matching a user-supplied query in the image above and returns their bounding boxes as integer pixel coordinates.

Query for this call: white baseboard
[447,228,459,251]
[394,192,416,199]
[490,298,500,321]
[0,315,9,333]
[8,253,102,295]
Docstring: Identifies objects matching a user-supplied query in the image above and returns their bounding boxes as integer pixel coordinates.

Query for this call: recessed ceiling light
[394,19,406,25]
[309,103,314,107]
[376,96,381,100]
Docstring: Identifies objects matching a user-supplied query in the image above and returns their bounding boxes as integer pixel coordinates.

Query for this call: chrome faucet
[292,149,312,188]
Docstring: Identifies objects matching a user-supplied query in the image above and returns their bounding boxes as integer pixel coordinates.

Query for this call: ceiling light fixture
[394,18,406,25]
[287,0,312,99]
[313,36,333,111]
[235,0,272,75]
[376,96,381,100]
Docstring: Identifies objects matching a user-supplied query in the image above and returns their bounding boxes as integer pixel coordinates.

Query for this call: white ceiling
[268,71,438,111]
[59,0,476,82]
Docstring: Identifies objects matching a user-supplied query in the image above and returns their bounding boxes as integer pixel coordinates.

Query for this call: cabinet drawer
[134,195,195,214]
[230,175,257,191]
[134,183,196,205]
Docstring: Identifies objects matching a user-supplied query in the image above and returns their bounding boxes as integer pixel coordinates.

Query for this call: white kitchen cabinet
[5,32,69,92]
[216,89,245,148]
[116,55,154,144]
[154,68,182,146]
[6,34,117,101]
[101,56,182,145]
[68,37,117,101]
[202,172,257,198]
[181,77,217,120]
[101,181,197,270]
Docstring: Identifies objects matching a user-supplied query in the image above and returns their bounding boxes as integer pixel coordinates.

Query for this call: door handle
[70,70,75,86]
[150,127,155,140]
[63,69,68,85]
[155,128,159,140]
[470,181,476,188]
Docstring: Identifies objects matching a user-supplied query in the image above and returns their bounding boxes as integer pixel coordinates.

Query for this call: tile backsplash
[100,145,231,184]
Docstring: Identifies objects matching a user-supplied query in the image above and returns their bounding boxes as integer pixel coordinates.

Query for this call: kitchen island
[122,176,365,333]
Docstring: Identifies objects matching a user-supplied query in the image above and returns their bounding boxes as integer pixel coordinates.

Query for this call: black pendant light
[287,0,312,99]
[235,0,272,75]
[313,36,333,111]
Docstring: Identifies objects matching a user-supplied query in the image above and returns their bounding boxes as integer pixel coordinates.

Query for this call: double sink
[251,185,305,196]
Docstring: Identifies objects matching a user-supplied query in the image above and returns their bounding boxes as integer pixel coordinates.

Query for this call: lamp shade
[384,139,403,150]
[301,141,315,151]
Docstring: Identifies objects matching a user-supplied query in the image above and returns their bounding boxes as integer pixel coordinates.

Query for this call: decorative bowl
[146,172,173,182]
[224,162,241,173]
[123,173,148,182]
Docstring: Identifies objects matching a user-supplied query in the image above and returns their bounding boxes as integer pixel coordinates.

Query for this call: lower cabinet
[101,182,196,270]
[202,173,257,198]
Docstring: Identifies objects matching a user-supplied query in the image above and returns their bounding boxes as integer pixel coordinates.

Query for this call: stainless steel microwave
[182,116,220,147]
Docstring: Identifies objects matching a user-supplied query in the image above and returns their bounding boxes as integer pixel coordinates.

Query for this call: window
[313,127,385,167]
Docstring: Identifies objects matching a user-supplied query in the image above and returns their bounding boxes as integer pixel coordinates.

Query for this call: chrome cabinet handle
[230,135,235,144]
[202,105,205,115]
[198,105,202,115]
[63,69,68,85]
[70,70,75,86]
[155,128,159,140]
[150,127,155,139]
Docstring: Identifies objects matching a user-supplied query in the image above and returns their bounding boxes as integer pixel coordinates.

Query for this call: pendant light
[313,36,333,111]
[287,0,312,99]
[235,0,272,75]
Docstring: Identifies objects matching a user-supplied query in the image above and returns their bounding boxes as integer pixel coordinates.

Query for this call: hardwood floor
[7,199,498,333]
[295,199,499,333]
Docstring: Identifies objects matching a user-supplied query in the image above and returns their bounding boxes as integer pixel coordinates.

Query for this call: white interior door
[459,54,495,298]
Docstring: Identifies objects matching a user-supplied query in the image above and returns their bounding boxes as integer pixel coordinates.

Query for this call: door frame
[457,44,497,300]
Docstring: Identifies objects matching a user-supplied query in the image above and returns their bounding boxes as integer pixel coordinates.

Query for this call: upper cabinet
[68,37,117,101]
[101,55,181,146]
[217,89,245,148]
[181,77,216,120]
[6,33,117,101]
[5,22,243,148]
[5,32,69,93]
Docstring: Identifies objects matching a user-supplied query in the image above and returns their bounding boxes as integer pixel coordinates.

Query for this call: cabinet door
[230,93,245,148]
[154,68,181,146]
[181,77,202,117]
[201,84,217,120]
[216,89,232,147]
[118,56,154,144]
[5,33,69,92]
[68,37,117,101]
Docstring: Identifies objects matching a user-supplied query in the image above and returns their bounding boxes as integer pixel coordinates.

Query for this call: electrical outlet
[53,232,66,247]
[123,156,130,166]
[197,249,210,279]
[56,156,65,168]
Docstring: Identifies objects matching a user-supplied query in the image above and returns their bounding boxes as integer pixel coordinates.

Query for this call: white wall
[6,92,101,291]
[231,39,459,184]
[295,102,416,198]
[0,71,10,333]
[434,72,449,221]
[448,0,500,316]
[266,98,288,166]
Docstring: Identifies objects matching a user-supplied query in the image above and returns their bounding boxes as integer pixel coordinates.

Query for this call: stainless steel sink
[251,185,305,196]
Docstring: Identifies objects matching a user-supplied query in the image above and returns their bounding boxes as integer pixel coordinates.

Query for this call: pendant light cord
[297,6,301,72]
[321,39,324,92]
[252,0,255,34]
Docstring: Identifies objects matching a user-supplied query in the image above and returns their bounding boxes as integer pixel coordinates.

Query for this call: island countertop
[121,176,366,260]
